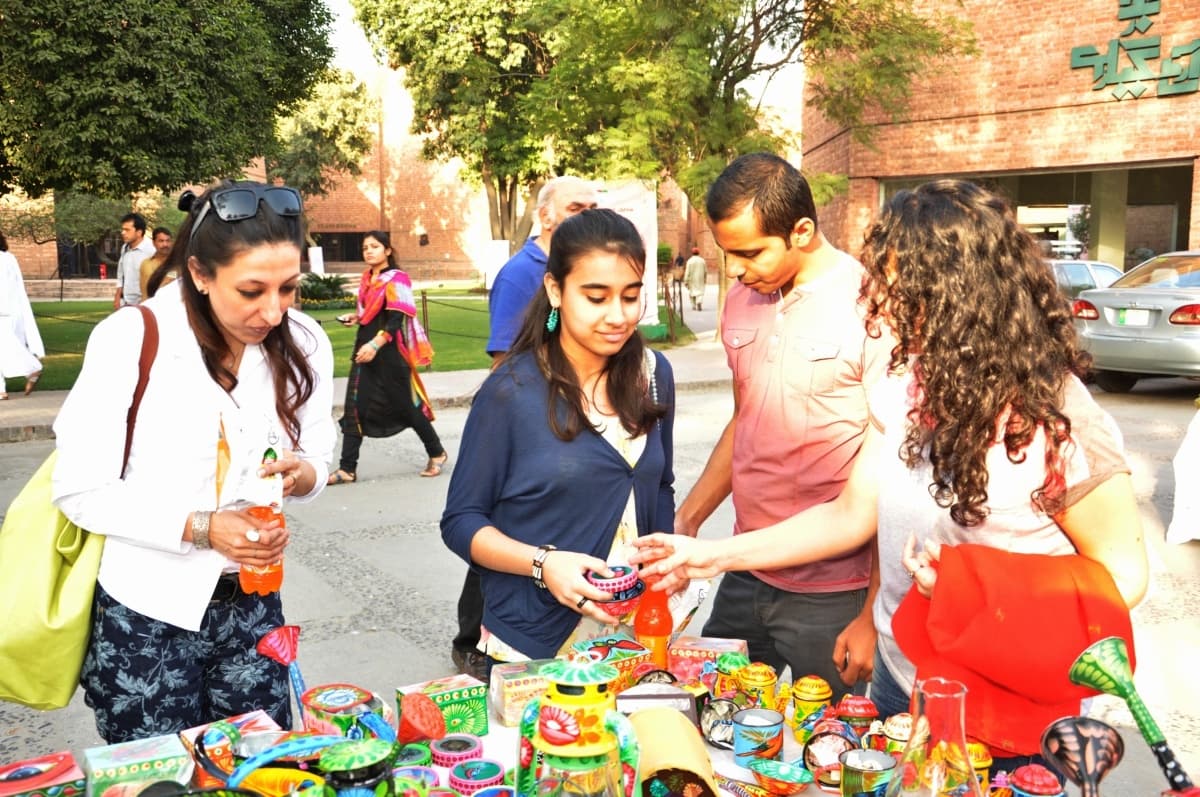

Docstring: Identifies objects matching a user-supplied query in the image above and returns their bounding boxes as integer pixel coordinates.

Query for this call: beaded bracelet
[531,544,557,589]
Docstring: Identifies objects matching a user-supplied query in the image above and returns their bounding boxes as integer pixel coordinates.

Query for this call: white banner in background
[596,180,659,325]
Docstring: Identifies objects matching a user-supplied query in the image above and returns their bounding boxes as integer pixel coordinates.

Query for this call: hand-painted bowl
[586,565,640,594]
[595,579,645,616]
[747,759,814,795]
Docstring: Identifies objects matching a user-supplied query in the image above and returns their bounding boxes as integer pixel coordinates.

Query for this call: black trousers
[452,569,483,652]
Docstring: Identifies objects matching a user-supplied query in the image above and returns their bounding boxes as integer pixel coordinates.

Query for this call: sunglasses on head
[188,183,303,240]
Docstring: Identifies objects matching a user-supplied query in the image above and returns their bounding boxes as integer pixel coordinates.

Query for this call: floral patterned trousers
[81,581,291,743]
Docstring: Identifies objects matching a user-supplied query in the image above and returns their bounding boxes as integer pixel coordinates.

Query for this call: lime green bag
[0,306,157,709]
[0,452,106,709]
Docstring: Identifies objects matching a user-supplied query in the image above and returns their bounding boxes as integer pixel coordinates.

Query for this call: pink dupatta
[357,268,436,419]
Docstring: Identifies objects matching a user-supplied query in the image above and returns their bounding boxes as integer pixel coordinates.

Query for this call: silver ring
[245,529,261,543]
[576,596,589,609]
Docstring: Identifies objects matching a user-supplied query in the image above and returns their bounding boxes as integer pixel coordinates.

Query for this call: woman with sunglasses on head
[327,230,447,483]
[51,181,335,742]
[442,208,675,665]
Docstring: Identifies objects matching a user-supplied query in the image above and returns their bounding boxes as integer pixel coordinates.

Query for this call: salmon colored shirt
[723,254,892,593]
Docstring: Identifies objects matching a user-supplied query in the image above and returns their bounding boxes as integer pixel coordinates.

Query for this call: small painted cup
[585,565,640,595]
[731,707,785,768]
[838,748,896,796]
[595,579,645,617]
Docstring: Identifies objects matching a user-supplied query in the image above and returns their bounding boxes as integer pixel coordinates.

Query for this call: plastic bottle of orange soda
[634,574,672,669]
[239,447,284,595]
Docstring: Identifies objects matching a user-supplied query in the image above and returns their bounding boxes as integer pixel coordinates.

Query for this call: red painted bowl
[586,565,640,594]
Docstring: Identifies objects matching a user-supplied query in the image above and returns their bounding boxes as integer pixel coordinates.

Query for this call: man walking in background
[139,227,174,300]
[112,213,154,308]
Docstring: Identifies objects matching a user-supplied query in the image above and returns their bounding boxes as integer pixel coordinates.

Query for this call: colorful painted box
[398,673,489,736]
[667,635,749,683]
[0,752,86,797]
[83,734,192,797]
[488,658,556,727]
[178,709,283,787]
[569,633,652,692]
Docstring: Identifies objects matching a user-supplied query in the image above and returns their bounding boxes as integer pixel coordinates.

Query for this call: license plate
[1116,308,1150,326]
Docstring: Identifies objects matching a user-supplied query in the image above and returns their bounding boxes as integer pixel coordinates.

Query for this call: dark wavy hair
[509,208,666,440]
[164,180,316,448]
[860,179,1091,526]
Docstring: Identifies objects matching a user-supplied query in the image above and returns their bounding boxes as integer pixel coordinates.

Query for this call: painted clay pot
[713,652,751,700]
[832,695,878,738]
[1008,763,1065,797]
[788,675,833,741]
[737,663,781,712]
[746,759,813,795]
[586,566,640,595]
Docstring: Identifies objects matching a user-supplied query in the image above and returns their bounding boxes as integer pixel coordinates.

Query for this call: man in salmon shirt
[674,153,892,691]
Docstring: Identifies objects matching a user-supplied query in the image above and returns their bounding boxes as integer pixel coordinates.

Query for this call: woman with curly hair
[633,180,1147,766]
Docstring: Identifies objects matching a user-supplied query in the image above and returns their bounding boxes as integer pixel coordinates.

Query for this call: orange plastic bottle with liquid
[239,447,284,595]
[634,575,672,669]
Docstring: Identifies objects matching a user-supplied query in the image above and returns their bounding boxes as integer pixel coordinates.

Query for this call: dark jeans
[702,570,868,695]
[81,581,290,743]
[453,570,483,653]
[338,417,444,473]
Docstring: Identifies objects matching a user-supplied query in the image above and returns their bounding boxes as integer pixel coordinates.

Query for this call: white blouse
[52,285,336,631]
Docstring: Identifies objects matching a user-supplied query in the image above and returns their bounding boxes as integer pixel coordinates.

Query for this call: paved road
[2,360,1198,794]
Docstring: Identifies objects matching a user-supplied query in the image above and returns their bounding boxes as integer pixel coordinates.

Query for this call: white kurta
[0,251,44,384]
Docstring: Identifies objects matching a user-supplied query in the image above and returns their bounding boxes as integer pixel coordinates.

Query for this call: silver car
[1073,251,1200,392]
[1050,259,1123,298]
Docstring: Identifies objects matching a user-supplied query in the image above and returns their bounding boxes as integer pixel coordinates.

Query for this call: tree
[0,0,333,199]
[352,0,614,253]
[353,0,972,254]
[266,69,378,200]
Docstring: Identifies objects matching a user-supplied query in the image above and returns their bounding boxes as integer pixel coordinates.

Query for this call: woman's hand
[629,533,716,594]
[353,344,379,365]
[901,534,941,598]
[258,449,314,497]
[542,550,623,625]
[209,508,289,566]
[337,313,359,327]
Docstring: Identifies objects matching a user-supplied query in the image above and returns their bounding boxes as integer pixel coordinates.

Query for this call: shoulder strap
[121,305,159,478]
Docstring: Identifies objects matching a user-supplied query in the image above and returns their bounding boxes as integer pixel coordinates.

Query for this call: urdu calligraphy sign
[1071,0,1199,99]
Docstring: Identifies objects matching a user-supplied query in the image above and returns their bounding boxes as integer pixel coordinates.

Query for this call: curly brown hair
[860,180,1091,526]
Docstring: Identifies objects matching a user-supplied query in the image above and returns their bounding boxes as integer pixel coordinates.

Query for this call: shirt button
[733,337,740,345]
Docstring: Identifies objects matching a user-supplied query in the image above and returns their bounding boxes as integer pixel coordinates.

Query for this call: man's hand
[832,610,876,687]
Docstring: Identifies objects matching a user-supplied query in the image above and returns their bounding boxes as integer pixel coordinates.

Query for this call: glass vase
[884,677,985,797]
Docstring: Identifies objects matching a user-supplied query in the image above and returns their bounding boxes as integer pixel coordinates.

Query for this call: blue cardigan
[441,350,676,659]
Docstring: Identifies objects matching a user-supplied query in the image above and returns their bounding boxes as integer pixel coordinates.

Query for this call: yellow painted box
[398,673,489,736]
[83,734,192,797]
[569,633,652,692]
[488,658,556,727]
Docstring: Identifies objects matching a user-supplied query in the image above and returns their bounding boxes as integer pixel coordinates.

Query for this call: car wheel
[1095,371,1139,393]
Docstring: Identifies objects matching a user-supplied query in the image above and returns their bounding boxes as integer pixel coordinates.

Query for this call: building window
[317,233,366,263]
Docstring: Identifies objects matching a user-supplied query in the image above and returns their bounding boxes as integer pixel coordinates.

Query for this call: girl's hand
[210,508,289,566]
[542,550,622,624]
[258,450,311,497]
[901,534,941,598]
[337,313,359,327]
[353,344,378,364]
[629,533,715,593]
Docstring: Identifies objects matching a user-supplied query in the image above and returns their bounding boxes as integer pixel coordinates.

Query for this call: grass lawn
[25,295,691,392]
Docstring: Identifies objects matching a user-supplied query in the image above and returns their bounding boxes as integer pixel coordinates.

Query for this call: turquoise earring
[546,307,559,332]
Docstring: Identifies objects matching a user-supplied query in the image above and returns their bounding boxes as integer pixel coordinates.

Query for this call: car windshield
[1112,254,1200,289]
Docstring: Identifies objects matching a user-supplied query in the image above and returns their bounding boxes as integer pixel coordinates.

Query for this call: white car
[1050,259,1123,299]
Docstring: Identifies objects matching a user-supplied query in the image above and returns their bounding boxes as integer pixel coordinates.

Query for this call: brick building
[803,0,1200,268]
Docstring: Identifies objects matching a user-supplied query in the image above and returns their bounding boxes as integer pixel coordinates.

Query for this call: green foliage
[300,272,353,301]
[53,193,131,247]
[657,244,674,268]
[267,69,377,199]
[353,0,974,233]
[0,0,333,198]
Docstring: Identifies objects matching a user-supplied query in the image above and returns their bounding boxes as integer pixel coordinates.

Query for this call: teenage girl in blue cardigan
[442,209,676,662]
